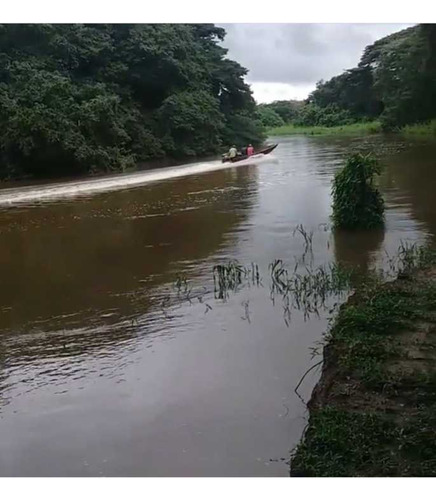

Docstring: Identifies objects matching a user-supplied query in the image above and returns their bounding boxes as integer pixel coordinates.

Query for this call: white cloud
[249,82,315,103]
[219,23,415,103]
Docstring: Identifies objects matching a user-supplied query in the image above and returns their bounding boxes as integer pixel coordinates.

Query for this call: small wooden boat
[222,143,278,163]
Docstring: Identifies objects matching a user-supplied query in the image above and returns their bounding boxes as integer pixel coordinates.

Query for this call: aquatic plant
[293,224,314,259]
[269,259,353,323]
[212,261,260,300]
[332,153,385,229]
[166,242,435,328]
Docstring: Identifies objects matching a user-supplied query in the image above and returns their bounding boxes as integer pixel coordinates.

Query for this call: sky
[219,24,414,103]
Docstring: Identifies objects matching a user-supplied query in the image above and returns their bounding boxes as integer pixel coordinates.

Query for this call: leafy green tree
[367,25,436,128]
[309,67,381,120]
[267,100,303,123]
[221,113,265,150]
[257,105,285,128]
[156,90,225,157]
[306,25,436,130]
[294,103,352,127]
[0,24,265,180]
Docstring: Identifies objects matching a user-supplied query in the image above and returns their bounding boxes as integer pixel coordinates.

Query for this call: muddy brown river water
[0,135,435,476]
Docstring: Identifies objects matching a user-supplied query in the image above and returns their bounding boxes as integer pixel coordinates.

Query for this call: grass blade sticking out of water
[213,260,254,300]
[166,242,431,327]
[293,224,314,262]
[269,259,354,324]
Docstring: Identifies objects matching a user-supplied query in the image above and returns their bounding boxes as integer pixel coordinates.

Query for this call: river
[0,135,435,476]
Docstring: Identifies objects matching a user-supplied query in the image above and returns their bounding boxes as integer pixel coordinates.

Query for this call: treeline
[0,24,265,180]
[260,24,436,130]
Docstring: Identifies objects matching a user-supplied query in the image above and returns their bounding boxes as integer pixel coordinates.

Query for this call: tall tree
[303,25,436,129]
[0,24,265,180]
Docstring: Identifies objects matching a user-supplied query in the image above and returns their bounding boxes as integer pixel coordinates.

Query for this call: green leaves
[309,66,380,121]
[370,26,436,129]
[156,90,225,157]
[256,105,285,128]
[295,25,436,130]
[332,153,385,230]
[0,24,263,180]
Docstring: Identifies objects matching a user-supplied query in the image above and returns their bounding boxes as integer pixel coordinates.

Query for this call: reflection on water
[333,228,385,276]
[0,167,259,329]
[1,134,436,476]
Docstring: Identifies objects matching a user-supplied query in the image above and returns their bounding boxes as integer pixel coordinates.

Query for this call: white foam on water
[0,154,277,206]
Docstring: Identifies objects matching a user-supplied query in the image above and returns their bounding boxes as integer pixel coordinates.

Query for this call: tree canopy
[0,24,265,180]
[308,24,436,129]
[260,25,436,131]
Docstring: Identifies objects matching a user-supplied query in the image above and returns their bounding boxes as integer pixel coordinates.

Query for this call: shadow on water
[333,227,385,280]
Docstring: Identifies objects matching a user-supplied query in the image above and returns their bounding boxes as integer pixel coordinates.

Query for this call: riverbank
[291,247,436,477]
[401,119,436,139]
[267,121,381,137]
[268,119,436,140]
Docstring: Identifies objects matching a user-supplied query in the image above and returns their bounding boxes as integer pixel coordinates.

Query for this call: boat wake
[0,155,277,206]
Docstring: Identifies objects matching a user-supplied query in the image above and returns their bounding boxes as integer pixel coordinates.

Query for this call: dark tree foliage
[309,67,382,120]
[368,25,436,128]
[0,24,265,180]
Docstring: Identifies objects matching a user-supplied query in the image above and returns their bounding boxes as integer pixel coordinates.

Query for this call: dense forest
[1,24,435,181]
[0,24,264,180]
[261,24,436,130]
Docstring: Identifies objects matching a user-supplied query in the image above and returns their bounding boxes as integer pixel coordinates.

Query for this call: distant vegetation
[2,24,435,181]
[257,100,303,128]
[0,24,265,180]
[269,122,381,137]
[263,24,436,136]
[401,119,436,138]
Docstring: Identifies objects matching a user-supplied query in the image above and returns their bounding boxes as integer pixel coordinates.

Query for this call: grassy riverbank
[401,119,436,139]
[267,119,436,140]
[291,246,436,476]
[267,121,381,137]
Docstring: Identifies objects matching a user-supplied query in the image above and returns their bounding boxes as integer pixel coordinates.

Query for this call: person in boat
[228,145,238,160]
[246,144,254,156]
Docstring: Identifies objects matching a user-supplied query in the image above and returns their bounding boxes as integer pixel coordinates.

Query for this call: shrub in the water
[332,153,384,229]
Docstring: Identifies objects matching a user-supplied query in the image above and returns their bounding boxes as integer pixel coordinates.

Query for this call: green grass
[401,119,436,138]
[291,404,436,477]
[267,121,381,137]
[329,279,434,386]
[291,245,436,477]
[291,407,399,477]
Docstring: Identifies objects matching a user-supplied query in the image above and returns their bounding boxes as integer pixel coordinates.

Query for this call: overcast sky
[219,24,414,103]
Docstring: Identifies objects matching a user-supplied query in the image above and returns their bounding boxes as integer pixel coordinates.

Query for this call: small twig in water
[294,360,323,403]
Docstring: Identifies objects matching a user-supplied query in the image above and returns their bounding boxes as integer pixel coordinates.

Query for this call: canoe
[222,143,278,163]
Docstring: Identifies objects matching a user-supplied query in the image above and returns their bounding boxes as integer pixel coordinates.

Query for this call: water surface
[0,135,435,476]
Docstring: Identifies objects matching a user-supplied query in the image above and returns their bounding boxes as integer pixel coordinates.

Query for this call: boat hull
[221,143,278,163]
